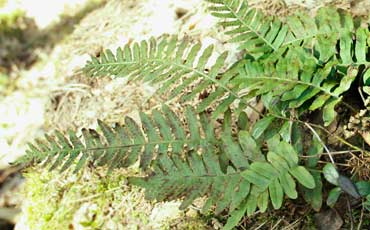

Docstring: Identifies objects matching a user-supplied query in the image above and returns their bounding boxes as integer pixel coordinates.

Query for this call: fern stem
[37,139,202,157]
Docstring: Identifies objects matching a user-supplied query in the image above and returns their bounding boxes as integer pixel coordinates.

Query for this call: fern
[16,105,223,172]
[16,1,370,229]
[83,14,369,126]
[83,35,227,90]
[285,7,355,56]
[129,133,315,223]
[83,36,241,117]
[206,1,357,60]
[206,0,369,124]
[238,49,351,125]
[205,0,289,59]
[18,105,315,220]
[238,26,370,125]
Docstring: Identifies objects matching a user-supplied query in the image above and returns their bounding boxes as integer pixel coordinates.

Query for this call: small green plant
[323,163,370,209]
[16,0,370,229]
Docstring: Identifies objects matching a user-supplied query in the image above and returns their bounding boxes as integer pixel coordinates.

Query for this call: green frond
[337,27,370,65]
[238,47,339,120]
[301,136,323,211]
[83,36,240,117]
[206,1,360,62]
[284,7,355,52]
[15,106,219,172]
[82,18,368,126]
[237,26,370,125]
[129,135,315,221]
[202,2,369,125]
[205,0,288,59]
[129,151,249,214]
[83,35,225,83]
[364,68,370,95]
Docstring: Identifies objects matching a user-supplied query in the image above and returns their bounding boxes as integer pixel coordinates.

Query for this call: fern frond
[83,36,248,118]
[129,135,315,217]
[16,106,219,172]
[204,2,369,124]
[205,0,288,59]
[284,7,355,54]
[16,2,370,229]
[238,47,339,117]
[83,36,226,84]
[206,2,360,62]
[238,25,370,125]
[130,151,251,214]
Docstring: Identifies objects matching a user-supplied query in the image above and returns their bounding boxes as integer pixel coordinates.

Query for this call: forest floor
[0,0,369,229]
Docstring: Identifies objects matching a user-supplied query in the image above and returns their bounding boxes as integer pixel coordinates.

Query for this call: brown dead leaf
[360,131,370,146]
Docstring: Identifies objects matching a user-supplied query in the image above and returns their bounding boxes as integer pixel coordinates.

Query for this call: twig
[347,195,354,230]
[282,217,303,230]
[299,150,362,158]
[317,161,349,166]
[0,166,23,183]
[254,221,267,230]
[271,218,283,230]
[304,122,335,165]
[357,200,364,230]
[189,204,201,211]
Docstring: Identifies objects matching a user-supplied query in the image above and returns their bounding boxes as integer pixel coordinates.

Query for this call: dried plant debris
[344,97,370,146]
[347,152,370,180]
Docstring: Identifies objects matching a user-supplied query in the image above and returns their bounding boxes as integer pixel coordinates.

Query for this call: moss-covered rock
[16,167,207,230]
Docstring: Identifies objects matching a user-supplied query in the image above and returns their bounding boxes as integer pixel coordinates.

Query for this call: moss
[18,167,207,229]
[21,170,78,230]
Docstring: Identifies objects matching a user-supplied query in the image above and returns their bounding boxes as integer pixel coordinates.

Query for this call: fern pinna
[17,0,370,229]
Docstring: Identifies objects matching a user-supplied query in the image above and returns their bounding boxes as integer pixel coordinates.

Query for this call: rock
[351,0,370,17]
[314,209,343,230]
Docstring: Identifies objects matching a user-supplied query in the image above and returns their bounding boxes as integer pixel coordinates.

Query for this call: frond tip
[205,0,289,58]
